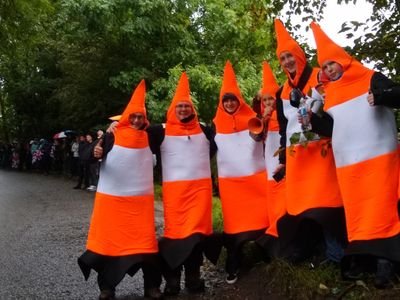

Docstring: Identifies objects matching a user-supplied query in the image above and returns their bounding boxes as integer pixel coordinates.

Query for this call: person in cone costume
[254,61,288,258]
[77,80,162,300]
[213,61,269,284]
[148,72,220,295]
[273,19,346,264]
[310,21,400,288]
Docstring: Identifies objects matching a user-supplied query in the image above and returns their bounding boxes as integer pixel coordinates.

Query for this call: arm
[201,124,217,159]
[369,72,400,108]
[310,112,333,137]
[275,89,287,165]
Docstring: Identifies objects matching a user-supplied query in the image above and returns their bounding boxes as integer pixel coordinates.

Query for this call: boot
[144,287,163,299]
[98,289,115,300]
[185,268,205,294]
[374,258,397,289]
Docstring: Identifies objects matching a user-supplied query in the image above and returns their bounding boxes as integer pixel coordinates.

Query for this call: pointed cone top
[167,72,196,122]
[118,80,147,127]
[310,21,353,69]
[261,61,279,97]
[219,61,244,104]
[274,19,307,84]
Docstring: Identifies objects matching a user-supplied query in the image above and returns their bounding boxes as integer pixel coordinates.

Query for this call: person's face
[175,101,193,121]
[223,98,240,114]
[279,51,297,75]
[79,136,85,142]
[322,61,343,81]
[261,94,275,109]
[86,135,93,143]
[129,113,146,129]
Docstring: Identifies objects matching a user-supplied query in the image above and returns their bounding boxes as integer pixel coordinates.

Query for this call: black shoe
[374,259,397,289]
[163,281,180,296]
[73,185,81,189]
[186,278,205,294]
[99,289,115,300]
[144,287,163,299]
[342,256,367,280]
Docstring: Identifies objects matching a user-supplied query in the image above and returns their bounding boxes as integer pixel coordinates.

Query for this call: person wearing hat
[254,61,288,258]
[78,80,162,300]
[152,72,219,296]
[310,21,400,289]
[213,61,269,284]
[272,19,346,265]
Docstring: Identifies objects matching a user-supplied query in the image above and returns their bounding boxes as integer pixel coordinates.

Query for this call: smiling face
[322,60,343,81]
[223,97,240,114]
[175,101,194,121]
[279,51,297,76]
[129,112,146,129]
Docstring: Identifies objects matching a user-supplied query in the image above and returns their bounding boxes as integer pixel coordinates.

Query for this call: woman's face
[322,61,343,81]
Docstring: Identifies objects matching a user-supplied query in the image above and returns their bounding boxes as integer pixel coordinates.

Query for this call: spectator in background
[73,135,89,189]
[86,133,98,192]
[70,136,80,177]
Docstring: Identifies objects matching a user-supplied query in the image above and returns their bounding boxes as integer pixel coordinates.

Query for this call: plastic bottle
[298,98,312,131]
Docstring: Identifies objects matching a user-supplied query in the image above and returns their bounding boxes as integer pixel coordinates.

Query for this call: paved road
[0,170,165,299]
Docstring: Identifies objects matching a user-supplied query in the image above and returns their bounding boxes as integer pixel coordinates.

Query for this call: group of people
[77,19,400,300]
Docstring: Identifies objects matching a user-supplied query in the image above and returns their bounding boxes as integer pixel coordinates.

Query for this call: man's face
[322,61,343,81]
[223,98,240,114]
[261,94,275,109]
[175,101,193,121]
[279,51,297,75]
[129,113,146,129]
[86,135,93,143]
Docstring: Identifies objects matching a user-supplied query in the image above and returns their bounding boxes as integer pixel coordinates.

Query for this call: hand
[263,105,274,119]
[367,92,375,106]
[273,164,285,175]
[106,121,118,133]
[93,139,104,158]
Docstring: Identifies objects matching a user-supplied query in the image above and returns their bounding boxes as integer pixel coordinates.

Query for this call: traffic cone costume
[214,61,268,274]
[274,19,345,255]
[311,22,400,261]
[158,72,215,270]
[78,80,160,292]
[256,62,288,256]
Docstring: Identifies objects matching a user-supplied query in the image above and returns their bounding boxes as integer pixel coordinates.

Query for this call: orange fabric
[261,61,280,96]
[274,19,307,87]
[162,178,213,239]
[310,22,374,110]
[213,61,256,133]
[114,126,149,149]
[280,68,320,100]
[267,111,280,132]
[165,72,202,136]
[118,79,147,128]
[337,151,400,241]
[285,140,343,216]
[87,192,158,256]
[265,178,286,237]
[219,171,269,234]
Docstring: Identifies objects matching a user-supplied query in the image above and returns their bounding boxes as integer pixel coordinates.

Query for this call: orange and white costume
[214,62,268,274]
[158,73,216,270]
[256,62,287,256]
[78,80,160,291]
[274,19,345,255]
[311,22,400,261]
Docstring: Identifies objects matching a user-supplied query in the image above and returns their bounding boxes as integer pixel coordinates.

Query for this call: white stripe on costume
[327,93,397,168]
[97,145,153,196]
[161,133,211,182]
[215,130,265,178]
[265,131,281,180]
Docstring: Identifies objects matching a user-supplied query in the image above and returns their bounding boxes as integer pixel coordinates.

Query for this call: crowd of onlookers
[0,129,105,192]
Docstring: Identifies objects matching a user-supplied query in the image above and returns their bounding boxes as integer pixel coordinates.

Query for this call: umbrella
[109,115,121,121]
[53,130,76,139]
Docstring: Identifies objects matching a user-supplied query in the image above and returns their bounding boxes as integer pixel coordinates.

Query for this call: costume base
[78,250,160,289]
[159,232,222,270]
